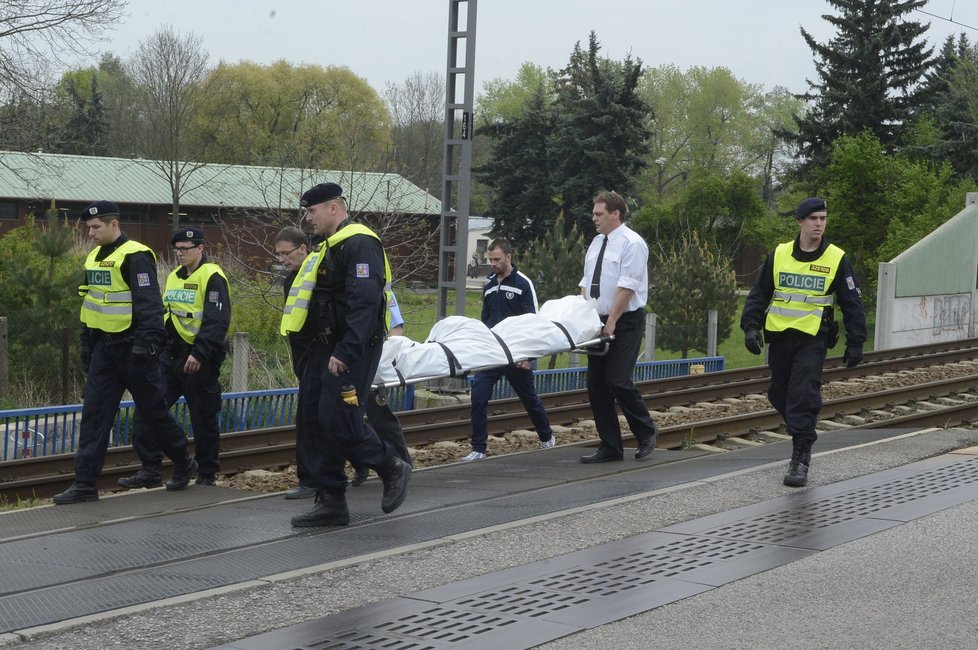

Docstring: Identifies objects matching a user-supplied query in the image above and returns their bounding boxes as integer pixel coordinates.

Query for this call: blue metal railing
[1,358,721,461]
[480,356,725,400]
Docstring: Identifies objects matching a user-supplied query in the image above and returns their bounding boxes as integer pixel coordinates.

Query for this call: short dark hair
[593,190,628,221]
[488,237,512,256]
[274,226,308,248]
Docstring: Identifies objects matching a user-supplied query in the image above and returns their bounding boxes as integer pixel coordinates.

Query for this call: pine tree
[474,87,558,244]
[551,32,652,235]
[517,212,585,303]
[649,231,738,358]
[792,0,934,174]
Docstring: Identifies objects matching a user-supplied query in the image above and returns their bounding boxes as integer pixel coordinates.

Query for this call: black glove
[744,328,763,355]
[843,344,863,368]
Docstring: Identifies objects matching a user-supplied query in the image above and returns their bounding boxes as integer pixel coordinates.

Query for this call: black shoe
[580,449,624,464]
[783,461,809,487]
[195,476,216,486]
[53,483,99,505]
[635,426,659,460]
[291,490,350,527]
[783,437,813,487]
[117,469,163,489]
[166,457,198,491]
[378,456,412,514]
[350,467,369,487]
[284,485,317,500]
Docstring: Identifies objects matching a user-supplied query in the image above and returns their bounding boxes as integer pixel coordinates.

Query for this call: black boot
[377,456,412,513]
[118,468,162,489]
[783,437,812,488]
[53,483,99,505]
[166,457,198,491]
[291,490,350,527]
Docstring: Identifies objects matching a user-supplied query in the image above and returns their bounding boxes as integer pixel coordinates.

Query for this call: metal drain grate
[454,585,588,617]
[211,454,978,650]
[376,606,519,642]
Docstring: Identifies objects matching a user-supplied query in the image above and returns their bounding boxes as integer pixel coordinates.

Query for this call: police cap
[300,182,343,207]
[170,227,205,245]
[81,200,120,220]
[795,197,827,220]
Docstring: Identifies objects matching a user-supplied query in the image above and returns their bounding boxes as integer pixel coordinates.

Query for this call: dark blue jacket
[481,266,539,328]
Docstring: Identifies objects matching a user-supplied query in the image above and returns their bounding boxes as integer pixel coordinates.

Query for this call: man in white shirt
[578,190,659,463]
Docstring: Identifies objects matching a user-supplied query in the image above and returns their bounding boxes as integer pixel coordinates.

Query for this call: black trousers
[296,341,393,493]
[132,351,223,478]
[74,338,189,486]
[586,309,657,457]
[766,333,827,443]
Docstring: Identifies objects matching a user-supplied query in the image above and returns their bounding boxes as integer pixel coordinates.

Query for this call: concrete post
[707,310,718,357]
[231,332,249,392]
[643,312,657,361]
[875,262,897,351]
[966,192,978,207]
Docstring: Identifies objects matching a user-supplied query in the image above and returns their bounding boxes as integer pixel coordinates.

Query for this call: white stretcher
[373,295,611,389]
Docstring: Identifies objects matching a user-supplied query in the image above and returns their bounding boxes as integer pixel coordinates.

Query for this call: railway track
[3,339,978,502]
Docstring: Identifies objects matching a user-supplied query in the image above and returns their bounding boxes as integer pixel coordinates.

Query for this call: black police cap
[81,200,120,219]
[300,182,344,207]
[795,197,827,220]
[171,227,205,245]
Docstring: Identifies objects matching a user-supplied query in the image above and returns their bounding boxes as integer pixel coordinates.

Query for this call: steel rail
[3,339,977,502]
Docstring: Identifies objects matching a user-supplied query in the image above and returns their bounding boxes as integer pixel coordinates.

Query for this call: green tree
[551,32,651,234]
[196,60,391,172]
[475,86,558,243]
[792,0,934,174]
[822,131,890,270]
[649,231,738,358]
[0,214,85,406]
[517,213,585,302]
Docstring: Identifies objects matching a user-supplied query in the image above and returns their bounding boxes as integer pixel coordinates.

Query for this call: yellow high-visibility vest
[163,263,229,344]
[79,240,156,332]
[280,224,392,335]
[764,241,844,336]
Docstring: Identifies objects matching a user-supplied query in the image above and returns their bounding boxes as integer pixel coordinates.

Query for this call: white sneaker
[461,451,486,462]
[539,435,556,449]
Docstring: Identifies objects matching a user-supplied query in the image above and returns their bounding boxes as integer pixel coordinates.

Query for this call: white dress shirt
[578,223,649,316]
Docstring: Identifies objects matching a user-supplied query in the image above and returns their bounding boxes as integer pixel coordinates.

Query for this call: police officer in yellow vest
[119,227,231,490]
[740,197,866,488]
[54,201,198,504]
[282,182,411,527]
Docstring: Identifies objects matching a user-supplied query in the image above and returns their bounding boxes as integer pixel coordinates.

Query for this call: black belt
[99,332,134,344]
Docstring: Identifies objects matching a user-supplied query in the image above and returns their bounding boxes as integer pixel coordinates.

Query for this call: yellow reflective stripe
[768,304,824,319]
[773,291,835,305]
[81,301,134,316]
[87,290,133,302]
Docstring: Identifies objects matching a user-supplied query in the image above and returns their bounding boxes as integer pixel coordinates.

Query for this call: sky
[99,0,977,97]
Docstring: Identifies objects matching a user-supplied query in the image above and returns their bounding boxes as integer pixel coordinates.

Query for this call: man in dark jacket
[740,197,866,487]
[281,183,411,527]
[463,238,554,461]
[54,201,197,504]
[119,227,231,489]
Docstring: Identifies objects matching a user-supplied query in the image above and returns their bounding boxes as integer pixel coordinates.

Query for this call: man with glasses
[55,202,198,504]
[273,226,317,499]
[119,227,232,489]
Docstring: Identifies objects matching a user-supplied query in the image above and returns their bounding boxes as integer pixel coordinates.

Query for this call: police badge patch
[846,276,855,290]
[208,291,219,303]
[356,263,369,278]
[136,273,151,287]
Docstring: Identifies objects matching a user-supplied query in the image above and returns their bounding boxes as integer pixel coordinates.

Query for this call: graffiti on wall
[890,293,972,348]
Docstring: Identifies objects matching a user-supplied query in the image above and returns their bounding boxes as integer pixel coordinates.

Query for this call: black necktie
[589,236,607,299]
